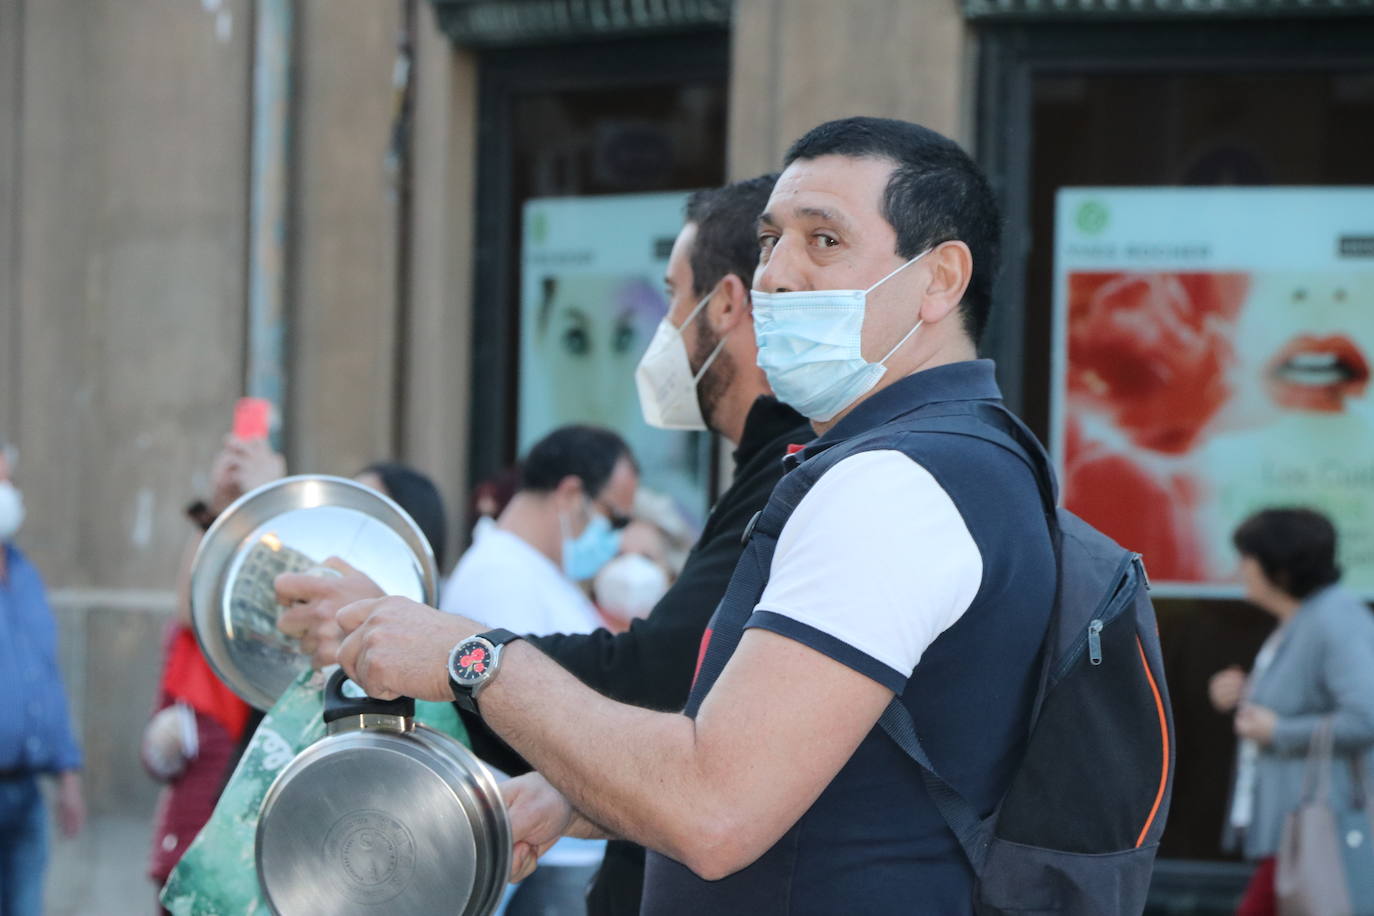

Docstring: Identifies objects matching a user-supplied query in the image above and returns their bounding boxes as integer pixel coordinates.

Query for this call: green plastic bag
[160,668,468,916]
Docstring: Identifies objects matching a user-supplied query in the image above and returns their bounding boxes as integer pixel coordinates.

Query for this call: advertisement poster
[1053,188,1374,596]
[520,192,710,524]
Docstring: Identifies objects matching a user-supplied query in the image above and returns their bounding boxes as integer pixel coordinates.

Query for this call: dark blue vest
[641,361,1056,916]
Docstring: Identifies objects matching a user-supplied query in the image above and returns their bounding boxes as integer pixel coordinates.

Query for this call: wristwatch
[447,628,521,715]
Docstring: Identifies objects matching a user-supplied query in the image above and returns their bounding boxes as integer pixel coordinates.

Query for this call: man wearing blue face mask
[335,118,1057,915]
[440,424,637,644]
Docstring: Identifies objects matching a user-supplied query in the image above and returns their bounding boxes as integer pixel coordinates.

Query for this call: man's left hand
[1234,703,1278,746]
[57,770,85,838]
[502,773,575,883]
[276,558,384,669]
[336,597,476,701]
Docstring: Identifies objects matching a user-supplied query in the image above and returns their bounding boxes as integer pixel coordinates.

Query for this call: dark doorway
[977,17,1374,904]
[469,34,729,499]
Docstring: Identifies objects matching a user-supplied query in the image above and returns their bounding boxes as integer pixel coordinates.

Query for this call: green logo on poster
[531,210,548,244]
[1076,200,1109,236]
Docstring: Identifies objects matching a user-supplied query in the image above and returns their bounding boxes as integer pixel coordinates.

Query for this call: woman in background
[142,436,282,913]
[355,461,449,573]
[1208,508,1374,915]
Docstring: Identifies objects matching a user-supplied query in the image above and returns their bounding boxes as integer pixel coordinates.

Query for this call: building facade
[2,0,1371,906]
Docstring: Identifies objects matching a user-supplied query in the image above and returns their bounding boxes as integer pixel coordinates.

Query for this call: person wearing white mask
[461,175,811,916]
[331,120,1049,915]
[0,444,85,916]
[593,552,670,630]
[266,167,810,916]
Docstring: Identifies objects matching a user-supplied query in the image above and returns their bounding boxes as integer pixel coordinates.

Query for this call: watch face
[450,638,494,686]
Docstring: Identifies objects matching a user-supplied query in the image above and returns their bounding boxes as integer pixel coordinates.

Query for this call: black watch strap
[480,628,520,646]
[453,689,479,715]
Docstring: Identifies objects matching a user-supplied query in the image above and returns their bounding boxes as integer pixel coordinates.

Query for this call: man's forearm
[480,641,708,864]
[334,596,875,879]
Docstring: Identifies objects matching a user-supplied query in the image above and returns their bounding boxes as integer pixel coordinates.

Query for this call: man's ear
[710,273,751,335]
[553,475,585,511]
[919,241,973,326]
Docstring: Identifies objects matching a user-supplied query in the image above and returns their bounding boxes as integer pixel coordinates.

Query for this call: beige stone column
[0,0,20,443]
[727,0,972,179]
[287,0,405,476]
[399,2,479,568]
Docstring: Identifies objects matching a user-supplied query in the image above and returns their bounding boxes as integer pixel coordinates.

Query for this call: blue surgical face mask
[751,248,932,422]
[560,500,623,581]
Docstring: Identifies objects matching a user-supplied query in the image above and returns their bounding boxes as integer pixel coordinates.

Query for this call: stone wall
[1,0,970,823]
[0,0,477,818]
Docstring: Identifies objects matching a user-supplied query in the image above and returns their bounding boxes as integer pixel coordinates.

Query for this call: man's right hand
[209,443,243,515]
[275,557,384,668]
[209,436,286,513]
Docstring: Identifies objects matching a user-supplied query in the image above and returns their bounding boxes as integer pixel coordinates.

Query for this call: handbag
[1276,718,1374,916]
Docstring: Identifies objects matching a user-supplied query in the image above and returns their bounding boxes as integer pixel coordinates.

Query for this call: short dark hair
[783,117,1001,345]
[359,462,449,570]
[1232,507,1342,600]
[684,173,779,299]
[519,425,635,498]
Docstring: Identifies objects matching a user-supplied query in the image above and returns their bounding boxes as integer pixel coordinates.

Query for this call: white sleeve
[439,545,599,636]
[439,548,541,629]
[749,450,983,690]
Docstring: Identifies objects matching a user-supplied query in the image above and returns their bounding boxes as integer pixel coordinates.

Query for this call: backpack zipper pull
[1088,619,1104,666]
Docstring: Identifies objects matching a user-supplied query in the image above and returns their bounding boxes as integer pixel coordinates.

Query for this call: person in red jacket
[142,436,281,911]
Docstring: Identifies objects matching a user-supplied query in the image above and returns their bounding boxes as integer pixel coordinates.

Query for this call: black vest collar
[785,360,1003,471]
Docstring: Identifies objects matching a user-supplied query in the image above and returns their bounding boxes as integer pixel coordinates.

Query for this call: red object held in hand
[232,397,272,441]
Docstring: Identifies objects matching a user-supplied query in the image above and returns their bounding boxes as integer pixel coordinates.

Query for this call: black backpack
[878,404,1175,915]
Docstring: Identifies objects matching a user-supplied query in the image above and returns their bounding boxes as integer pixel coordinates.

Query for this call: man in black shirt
[464,174,809,915]
[279,175,807,914]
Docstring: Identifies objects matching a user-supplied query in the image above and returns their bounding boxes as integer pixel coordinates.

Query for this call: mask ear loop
[582,491,602,531]
[691,335,728,384]
[557,505,573,545]
[878,319,924,366]
[683,285,730,384]
[863,246,934,293]
[676,287,716,332]
[559,480,592,543]
[867,246,935,366]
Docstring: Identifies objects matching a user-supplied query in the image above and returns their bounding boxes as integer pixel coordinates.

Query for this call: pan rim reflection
[191,474,439,710]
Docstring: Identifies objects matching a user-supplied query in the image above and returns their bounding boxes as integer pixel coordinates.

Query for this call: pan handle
[322,667,415,723]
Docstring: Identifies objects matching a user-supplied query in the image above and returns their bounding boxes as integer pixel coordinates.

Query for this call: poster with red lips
[1053,188,1374,596]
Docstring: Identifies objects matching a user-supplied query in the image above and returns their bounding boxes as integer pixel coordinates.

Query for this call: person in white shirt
[439,424,637,634]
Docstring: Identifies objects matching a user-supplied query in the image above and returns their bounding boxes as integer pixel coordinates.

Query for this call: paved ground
[44,813,156,916]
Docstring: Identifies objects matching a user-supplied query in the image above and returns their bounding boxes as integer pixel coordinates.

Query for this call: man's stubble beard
[691,322,735,434]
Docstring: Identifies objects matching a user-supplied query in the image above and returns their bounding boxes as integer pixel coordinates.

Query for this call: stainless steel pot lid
[190,475,439,710]
[256,672,511,916]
